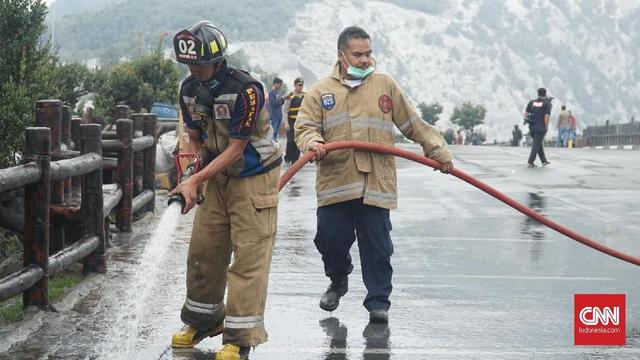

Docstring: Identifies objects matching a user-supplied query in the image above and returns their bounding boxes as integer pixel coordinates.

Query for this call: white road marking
[396,236,554,243]
[406,274,615,281]
[258,347,640,356]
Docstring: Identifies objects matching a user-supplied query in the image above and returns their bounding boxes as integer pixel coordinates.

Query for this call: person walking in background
[524,87,552,167]
[568,111,577,148]
[556,104,571,147]
[283,77,305,164]
[295,26,454,324]
[511,124,522,146]
[455,130,463,145]
[268,77,285,142]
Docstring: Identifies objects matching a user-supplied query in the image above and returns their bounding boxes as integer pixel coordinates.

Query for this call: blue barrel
[150,102,178,119]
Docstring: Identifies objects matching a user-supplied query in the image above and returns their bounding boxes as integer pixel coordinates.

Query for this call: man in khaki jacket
[556,104,571,147]
[295,26,454,324]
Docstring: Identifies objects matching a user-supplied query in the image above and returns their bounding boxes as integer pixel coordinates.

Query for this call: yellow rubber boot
[215,344,250,360]
[171,324,224,348]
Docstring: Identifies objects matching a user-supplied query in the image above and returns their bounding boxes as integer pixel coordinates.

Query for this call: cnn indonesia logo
[574,294,626,345]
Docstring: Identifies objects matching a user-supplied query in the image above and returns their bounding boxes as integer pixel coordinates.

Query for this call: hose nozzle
[168,193,185,212]
[168,193,204,214]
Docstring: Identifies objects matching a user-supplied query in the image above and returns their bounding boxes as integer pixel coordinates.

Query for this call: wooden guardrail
[583,121,640,147]
[101,116,157,231]
[0,100,158,307]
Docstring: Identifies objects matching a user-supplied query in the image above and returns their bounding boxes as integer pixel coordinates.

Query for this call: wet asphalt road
[1,144,639,359]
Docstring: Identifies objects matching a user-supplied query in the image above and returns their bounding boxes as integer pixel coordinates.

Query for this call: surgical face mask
[340,51,375,79]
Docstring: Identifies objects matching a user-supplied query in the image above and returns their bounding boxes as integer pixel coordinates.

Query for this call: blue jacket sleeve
[228,84,265,139]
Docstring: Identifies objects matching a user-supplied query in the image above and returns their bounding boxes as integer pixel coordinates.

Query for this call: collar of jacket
[330,59,377,89]
[201,61,229,93]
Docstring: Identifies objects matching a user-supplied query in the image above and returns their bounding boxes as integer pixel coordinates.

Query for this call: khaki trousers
[180,167,279,346]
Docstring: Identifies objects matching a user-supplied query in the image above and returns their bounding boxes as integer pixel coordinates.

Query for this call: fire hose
[279,141,640,267]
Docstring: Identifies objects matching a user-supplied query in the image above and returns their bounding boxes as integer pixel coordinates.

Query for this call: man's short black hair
[561,105,566,110]
[537,87,547,97]
[337,26,370,50]
[273,77,283,85]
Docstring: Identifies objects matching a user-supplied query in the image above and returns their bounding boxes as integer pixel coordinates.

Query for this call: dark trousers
[284,119,300,163]
[270,116,281,141]
[528,130,548,164]
[314,198,393,311]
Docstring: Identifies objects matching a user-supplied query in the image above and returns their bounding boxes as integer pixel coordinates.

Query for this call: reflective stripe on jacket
[295,62,452,209]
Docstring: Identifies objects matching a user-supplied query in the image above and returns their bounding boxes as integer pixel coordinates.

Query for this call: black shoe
[369,309,389,324]
[527,162,537,167]
[542,161,551,166]
[319,277,348,311]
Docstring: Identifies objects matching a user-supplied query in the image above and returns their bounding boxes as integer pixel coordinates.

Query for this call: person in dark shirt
[283,77,305,163]
[512,125,523,146]
[267,77,285,141]
[524,87,552,167]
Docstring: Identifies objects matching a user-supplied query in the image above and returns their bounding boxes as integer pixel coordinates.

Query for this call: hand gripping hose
[279,141,640,267]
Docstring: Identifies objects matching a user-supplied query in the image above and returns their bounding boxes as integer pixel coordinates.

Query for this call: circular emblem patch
[321,93,336,110]
[378,95,393,114]
[214,104,230,119]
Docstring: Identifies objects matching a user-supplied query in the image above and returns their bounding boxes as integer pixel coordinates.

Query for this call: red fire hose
[279,141,640,267]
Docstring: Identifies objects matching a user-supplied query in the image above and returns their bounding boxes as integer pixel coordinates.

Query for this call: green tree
[0,0,51,85]
[38,62,93,109]
[1,0,51,168]
[417,101,443,125]
[92,52,179,122]
[51,0,312,64]
[443,128,455,144]
[1,1,93,168]
[450,102,487,134]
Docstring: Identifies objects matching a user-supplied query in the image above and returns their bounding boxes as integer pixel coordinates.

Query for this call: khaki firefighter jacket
[295,62,452,209]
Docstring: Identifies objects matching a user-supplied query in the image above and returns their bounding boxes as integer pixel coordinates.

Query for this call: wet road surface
[1,144,639,359]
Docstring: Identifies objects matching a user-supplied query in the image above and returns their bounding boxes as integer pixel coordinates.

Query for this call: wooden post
[143,113,157,212]
[116,119,133,232]
[71,117,82,151]
[131,113,144,196]
[23,127,51,308]
[81,124,106,273]
[61,106,72,149]
[36,100,65,254]
[70,117,83,200]
[83,106,94,124]
[61,106,72,203]
[114,105,130,124]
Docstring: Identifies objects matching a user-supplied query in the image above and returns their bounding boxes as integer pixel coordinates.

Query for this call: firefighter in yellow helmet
[169,20,282,360]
